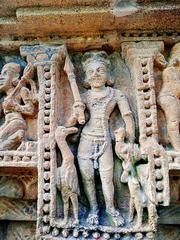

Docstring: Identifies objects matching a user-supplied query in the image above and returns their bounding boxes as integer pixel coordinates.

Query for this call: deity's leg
[99,168,114,212]
[78,156,99,225]
[99,143,115,211]
[78,136,99,225]
[99,143,124,226]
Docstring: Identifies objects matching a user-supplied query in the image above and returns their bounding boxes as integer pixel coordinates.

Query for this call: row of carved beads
[43,64,51,134]
[41,226,154,239]
[42,149,51,225]
[154,155,165,204]
[0,155,36,162]
[139,58,157,139]
[140,58,167,205]
[42,64,51,227]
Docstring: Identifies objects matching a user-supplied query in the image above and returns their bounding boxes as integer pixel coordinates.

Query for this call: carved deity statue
[158,43,180,151]
[0,62,38,150]
[69,51,135,226]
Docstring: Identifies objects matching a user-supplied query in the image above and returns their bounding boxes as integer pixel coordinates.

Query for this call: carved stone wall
[0,1,179,240]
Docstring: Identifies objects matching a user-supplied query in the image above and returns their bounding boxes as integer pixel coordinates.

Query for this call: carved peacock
[55,126,79,226]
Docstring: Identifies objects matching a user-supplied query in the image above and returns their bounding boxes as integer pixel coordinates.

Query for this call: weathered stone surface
[0,1,179,38]
[5,221,36,240]
[156,224,180,240]
[0,1,179,239]
[0,198,36,221]
[0,43,179,239]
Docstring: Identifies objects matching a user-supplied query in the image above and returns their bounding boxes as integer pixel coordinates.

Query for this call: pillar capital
[20,44,67,65]
[122,41,164,66]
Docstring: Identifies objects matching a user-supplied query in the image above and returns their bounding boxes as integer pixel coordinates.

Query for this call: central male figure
[76,51,135,226]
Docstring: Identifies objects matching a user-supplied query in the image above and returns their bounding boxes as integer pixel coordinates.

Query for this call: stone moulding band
[0,151,37,167]
[0,31,179,53]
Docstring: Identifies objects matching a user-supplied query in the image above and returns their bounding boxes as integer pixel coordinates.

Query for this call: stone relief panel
[0,41,179,239]
[21,44,157,239]
[122,41,170,207]
[0,55,38,168]
[5,222,36,240]
[0,54,38,239]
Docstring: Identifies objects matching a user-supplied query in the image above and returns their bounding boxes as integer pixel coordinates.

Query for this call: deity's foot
[87,209,99,226]
[106,208,124,227]
[134,221,142,229]
[72,218,79,226]
[61,217,68,226]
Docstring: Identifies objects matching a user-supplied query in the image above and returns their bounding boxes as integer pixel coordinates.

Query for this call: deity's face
[85,61,109,88]
[0,63,20,91]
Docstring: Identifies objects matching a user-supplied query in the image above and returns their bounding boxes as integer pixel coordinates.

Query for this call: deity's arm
[66,92,87,127]
[115,90,135,143]
[64,54,86,125]
[80,92,89,121]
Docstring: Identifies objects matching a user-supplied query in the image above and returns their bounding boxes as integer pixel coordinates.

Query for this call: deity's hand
[19,76,27,85]
[22,63,34,80]
[13,78,26,92]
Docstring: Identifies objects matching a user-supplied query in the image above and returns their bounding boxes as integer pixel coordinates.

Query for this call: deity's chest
[86,88,116,120]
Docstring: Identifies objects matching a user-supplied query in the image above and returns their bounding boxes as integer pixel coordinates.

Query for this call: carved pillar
[21,45,67,237]
[122,41,170,207]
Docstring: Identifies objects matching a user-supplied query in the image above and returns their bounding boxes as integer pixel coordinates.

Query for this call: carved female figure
[75,51,135,226]
[0,63,38,150]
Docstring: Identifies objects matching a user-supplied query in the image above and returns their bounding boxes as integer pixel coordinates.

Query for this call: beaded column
[20,45,66,238]
[122,41,170,208]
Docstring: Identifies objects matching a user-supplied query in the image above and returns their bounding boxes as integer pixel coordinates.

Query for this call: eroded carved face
[0,63,20,90]
[85,61,109,88]
[0,66,11,86]
[155,52,168,69]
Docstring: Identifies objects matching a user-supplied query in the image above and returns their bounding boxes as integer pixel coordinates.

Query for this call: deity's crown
[82,51,110,70]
